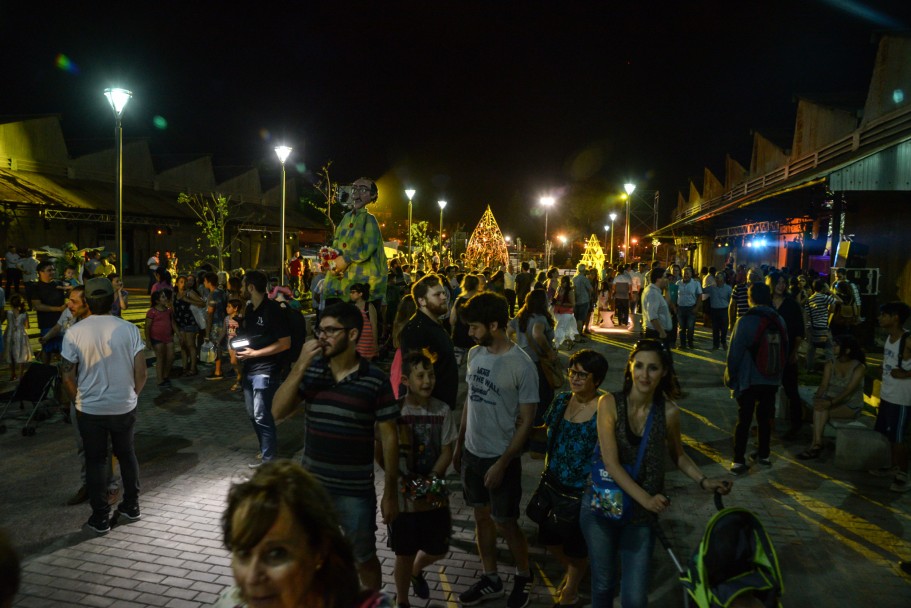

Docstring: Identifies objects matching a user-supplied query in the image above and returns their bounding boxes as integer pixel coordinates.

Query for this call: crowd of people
[3,177,910,607]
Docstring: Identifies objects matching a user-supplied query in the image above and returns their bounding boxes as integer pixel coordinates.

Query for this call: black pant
[5,267,21,293]
[710,307,728,347]
[77,409,141,516]
[615,298,630,326]
[782,358,802,429]
[505,289,517,317]
[733,385,777,463]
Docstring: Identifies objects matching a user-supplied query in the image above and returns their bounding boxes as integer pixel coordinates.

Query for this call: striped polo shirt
[300,356,399,497]
[804,292,836,330]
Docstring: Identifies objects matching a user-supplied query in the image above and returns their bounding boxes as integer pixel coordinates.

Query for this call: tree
[300,162,343,234]
[409,220,438,257]
[177,192,247,272]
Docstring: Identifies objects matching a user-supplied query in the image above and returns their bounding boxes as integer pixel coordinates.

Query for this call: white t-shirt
[62,315,145,415]
[881,333,911,406]
[464,342,539,458]
[147,256,159,270]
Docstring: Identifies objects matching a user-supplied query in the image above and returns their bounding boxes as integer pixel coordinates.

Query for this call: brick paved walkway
[2,303,910,607]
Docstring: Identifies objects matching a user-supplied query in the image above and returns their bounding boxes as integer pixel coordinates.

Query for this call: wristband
[698,476,707,490]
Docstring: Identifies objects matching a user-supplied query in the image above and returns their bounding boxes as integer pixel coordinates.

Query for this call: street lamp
[603,225,610,251]
[104,87,132,272]
[540,196,555,267]
[609,212,617,265]
[405,188,416,262]
[275,145,292,285]
[438,199,447,254]
[624,183,636,263]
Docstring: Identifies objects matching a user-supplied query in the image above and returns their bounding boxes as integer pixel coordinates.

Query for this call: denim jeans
[243,373,278,461]
[580,493,656,608]
[76,409,140,517]
[678,305,696,346]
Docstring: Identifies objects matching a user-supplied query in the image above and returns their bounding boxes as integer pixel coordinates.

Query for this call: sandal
[230,382,241,392]
[797,445,823,460]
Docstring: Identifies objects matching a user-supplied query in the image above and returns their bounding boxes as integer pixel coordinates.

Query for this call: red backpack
[745,309,788,378]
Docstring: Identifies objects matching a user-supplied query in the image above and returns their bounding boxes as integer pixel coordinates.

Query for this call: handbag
[526,399,583,535]
[200,340,217,364]
[588,401,655,523]
[526,331,565,390]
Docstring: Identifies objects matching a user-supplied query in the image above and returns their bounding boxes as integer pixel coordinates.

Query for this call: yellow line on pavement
[771,497,911,586]
[770,481,911,550]
[533,560,559,602]
[438,570,458,608]
[679,409,911,523]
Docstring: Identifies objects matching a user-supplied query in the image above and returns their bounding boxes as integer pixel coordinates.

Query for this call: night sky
[2,0,909,244]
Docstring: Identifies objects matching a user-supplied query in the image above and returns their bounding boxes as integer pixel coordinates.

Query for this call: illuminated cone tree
[580,234,606,276]
[464,205,509,270]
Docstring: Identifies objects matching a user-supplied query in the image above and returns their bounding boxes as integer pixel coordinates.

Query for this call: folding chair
[0,363,60,436]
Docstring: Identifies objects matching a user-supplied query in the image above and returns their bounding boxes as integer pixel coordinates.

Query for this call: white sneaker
[869,465,900,478]
[890,473,911,493]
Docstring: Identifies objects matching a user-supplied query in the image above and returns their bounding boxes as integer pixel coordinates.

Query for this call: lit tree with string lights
[463,205,508,270]
[580,234,606,276]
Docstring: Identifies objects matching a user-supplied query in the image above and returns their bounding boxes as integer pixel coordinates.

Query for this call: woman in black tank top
[580,339,733,607]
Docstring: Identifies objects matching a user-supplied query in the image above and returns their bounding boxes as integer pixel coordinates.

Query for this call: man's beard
[321,335,350,358]
[474,329,494,347]
[428,301,449,318]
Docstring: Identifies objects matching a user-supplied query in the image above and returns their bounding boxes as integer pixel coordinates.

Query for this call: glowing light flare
[893,89,905,104]
[539,196,555,208]
[258,128,271,141]
[104,88,132,117]
[152,116,168,130]
[55,53,79,74]
[274,145,292,164]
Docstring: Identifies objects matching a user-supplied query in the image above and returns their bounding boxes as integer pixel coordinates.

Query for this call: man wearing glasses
[322,177,388,320]
[273,301,400,591]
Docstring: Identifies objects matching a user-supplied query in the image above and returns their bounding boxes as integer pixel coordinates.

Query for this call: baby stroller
[677,505,783,607]
[0,363,60,436]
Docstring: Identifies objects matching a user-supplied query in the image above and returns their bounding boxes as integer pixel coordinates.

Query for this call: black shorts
[536,509,588,558]
[461,450,523,522]
[388,507,451,556]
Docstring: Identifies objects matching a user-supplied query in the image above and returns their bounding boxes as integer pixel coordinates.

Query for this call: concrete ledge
[834,424,890,470]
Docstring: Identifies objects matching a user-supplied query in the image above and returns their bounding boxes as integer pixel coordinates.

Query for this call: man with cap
[61,277,147,534]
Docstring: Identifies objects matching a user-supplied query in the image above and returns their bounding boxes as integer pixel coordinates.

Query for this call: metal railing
[671,104,911,222]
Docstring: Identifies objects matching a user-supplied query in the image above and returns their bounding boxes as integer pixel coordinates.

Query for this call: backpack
[745,309,787,379]
[680,507,783,608]
[837,301,859,325]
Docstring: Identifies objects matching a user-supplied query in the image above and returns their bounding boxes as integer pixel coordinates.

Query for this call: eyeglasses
[315,326,347,337]
[567,369,591,380]
[350,185,372,193]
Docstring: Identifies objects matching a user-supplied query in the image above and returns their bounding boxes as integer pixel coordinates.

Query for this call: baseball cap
[85,277,114,298]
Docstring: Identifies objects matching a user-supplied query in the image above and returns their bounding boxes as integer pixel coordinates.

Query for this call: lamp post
[624,183,636,263]
[603,225,610,251]
[275,145,292,285]
[437,199,447,254]
[540,196,555,268]
[104,87,132,272]
[609,212,617,265]
[405,188,416,262]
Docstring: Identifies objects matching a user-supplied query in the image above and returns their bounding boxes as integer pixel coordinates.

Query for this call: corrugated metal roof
[830,140,911,190]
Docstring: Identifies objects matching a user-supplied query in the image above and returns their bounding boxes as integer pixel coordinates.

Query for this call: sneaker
[730,462,749,476]
[206,372,224,381]
[248,461,263,469]
[459,576,504,605]
[870,465,900,477]
[890,473,911,493]
[507,574,534,608]
[749,452,772,467]
[84,514,110,535]
[117,502,142,521]
[411,571,430,600]
[66,485,88,506]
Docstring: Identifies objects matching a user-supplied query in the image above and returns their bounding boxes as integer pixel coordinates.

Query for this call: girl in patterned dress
[5,294,32,380]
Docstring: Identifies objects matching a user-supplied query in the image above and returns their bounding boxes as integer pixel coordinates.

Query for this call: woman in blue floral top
[539,349,608,607]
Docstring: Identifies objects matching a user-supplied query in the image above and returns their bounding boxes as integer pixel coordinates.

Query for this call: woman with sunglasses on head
[580,340,732,607]
[535,349,608,607]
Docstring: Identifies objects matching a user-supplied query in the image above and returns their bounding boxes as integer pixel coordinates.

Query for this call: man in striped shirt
[804,279,842,372]
[272,301,400,591]
[728,268,762,334]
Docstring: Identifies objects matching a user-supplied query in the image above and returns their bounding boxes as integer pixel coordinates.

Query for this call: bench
[830,417,890,471]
